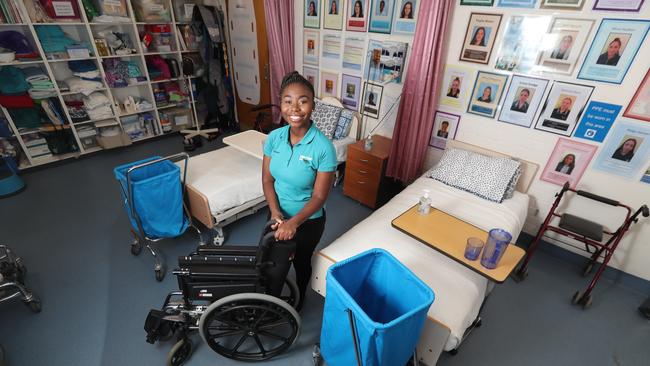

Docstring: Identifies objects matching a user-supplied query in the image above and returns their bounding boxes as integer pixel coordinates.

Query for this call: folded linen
[65,77,104,96]
[83,92,111,109]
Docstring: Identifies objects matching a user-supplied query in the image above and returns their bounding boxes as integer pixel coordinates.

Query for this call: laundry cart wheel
[198,293,301,361]
[130,231,142,256]
[25,297,42,313]
[166,338,193,366]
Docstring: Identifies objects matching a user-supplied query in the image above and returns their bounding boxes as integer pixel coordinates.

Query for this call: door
[227,0,271,130]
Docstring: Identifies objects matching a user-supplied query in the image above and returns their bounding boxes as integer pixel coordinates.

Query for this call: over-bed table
[310,140,538,365]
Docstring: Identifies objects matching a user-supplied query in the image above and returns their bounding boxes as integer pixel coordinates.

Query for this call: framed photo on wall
[494,15,552,74]
[369,0,395,33]
[320,71,339,98]
[324,0,344,30]
[534,81,594,136]
[429,111,460,150]
[459,13,503,64]
[498,75,549,128]
[438,64,475,111]
[624,69,650,122]
[460,0,495,5]
[303,30,320,66]
[535,17,595,76]
[593,120,650,179]
[361,82,383,118]
[467,71,509,118]
[577,18,650,84]
[540,138,597,189]
[304,0,321,29]
[593,0,645,12]
[539,0,586,10]
[392,0,418,35]
[303,66,320,92]
[365,40,408,84]
[496,0,537,8]
[341,74,362,110]
[346,0,370,32]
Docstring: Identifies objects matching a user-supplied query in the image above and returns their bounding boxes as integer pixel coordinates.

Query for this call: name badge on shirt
[299,155,313,162]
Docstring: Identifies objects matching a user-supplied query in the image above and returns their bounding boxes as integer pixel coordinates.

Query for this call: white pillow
[427,148,521,203]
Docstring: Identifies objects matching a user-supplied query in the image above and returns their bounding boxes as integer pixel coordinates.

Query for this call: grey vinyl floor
[0,134,648,366]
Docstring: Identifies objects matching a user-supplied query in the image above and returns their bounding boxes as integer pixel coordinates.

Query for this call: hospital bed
[310,140,538,365]
[184,98,361,245]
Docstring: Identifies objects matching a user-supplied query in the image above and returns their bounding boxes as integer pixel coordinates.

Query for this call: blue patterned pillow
[427,148,521,203]
[333,109,354,140]
[312,99,341,139]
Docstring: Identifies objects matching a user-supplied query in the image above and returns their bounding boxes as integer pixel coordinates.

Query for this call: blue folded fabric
[68,60,97,72]
[0,66,29,95]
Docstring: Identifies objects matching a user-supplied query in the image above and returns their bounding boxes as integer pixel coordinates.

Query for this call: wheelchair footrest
[559,214,604,242]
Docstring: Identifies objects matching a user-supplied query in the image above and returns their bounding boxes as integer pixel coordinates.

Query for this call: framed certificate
[459,13,503,64]
[498,75,549,128]
[534,81,594,136]
[467,71,509,118]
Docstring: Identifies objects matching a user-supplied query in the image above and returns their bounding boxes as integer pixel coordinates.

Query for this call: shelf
[30,151,80,164]
[180,49,199,53]
[135,21,173,25]
[74,116,117,125]
[60,88,106,96]
[0,23,27,26]
[89,22,132,26]
[111,81,150,88]
[47,56,96,63]
[119,108,155,117]
[143,51,178,56]
[83,146,103,154]
[151,77,181,83]
[33,22,86,26]
[157,102,189,110]
[100,53,141,59]
[1,59,44,66]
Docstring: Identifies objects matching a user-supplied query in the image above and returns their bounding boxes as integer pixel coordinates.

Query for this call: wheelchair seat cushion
[559,213,603,242]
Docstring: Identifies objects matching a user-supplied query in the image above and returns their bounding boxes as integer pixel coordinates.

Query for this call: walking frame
[513,182,648,309]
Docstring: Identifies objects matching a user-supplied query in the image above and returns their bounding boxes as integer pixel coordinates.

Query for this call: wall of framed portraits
[294,0,420,138]
[428,0,650,281]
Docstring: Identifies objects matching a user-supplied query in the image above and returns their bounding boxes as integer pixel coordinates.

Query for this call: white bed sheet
[318,176,528,350]
[332,137,356,163]
[182,146,263,216]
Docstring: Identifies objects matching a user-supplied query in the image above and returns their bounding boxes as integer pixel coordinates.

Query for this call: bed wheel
[166,338,193,366]
[582,262,594,277]
[512,267,528,282]
[155,267,165,282]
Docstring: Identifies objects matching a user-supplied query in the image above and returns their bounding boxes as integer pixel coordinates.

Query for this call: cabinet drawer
[343,179,378,208]
[348,147,384,171]
[345,167,380,192]
[346,158,382,179]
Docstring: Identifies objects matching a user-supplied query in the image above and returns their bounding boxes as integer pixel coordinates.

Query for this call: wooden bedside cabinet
[343,135,392,208]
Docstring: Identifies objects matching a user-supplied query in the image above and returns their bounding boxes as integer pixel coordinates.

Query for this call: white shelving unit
[0,0,208,169]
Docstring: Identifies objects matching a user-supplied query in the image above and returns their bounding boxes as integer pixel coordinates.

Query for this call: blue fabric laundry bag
[321,249,435,366]
[114,156,189,239]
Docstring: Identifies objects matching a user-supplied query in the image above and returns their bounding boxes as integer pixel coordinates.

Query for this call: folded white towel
[65,77,104,96]
[83,92,112,110]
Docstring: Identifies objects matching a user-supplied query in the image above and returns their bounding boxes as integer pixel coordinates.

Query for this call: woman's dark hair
[354,0,363,17]
[562,154,575,168]
[280,71,315,99]
[401,1,413,18]
[471,26,486,46]
[617,138,637,155]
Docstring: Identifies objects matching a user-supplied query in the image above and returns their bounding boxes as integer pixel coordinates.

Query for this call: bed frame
[311,141,539,365]
[184,97,362,245]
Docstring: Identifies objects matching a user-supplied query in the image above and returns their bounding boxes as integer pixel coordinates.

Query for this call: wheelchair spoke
[212,329,247,338]
[229,334,249,356]
[258,320,290,330]
[258,330,288,342]
[253,334,267,357]
[252,309,269,328]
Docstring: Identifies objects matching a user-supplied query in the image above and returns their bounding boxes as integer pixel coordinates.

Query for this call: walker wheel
[571,290,582,305]
[26,298,42,313]
[166,338,193,366]
[155,268,165,282]
[581,294,593,309]
[582,262,594,277]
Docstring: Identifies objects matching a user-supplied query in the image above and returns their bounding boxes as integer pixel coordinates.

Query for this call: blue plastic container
[480,229,512,269]
[0,157,25,198]
[321,249,435,366]
[114,156,188,239]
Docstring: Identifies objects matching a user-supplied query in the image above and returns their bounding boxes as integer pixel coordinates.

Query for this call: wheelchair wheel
[166,338,193,366]
[198,293,301,361]
[280,277,300,309]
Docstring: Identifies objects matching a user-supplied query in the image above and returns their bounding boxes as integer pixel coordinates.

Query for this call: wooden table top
[222,130,266,159]
[391,205,525,283]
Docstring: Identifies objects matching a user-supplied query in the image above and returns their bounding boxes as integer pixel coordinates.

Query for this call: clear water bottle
[418,189,431,215]
[364,135,373,151]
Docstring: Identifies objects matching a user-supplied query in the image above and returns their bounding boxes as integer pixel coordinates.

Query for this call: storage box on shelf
[0,0,208,168]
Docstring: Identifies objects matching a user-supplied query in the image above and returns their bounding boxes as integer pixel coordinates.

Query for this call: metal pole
[346,309,363,366]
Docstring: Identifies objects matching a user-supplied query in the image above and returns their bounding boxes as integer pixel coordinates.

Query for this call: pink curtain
[264,0,294,123]
[386,1,454,183]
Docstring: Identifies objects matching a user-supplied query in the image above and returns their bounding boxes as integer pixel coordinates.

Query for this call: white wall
[431,3,650,281]
[293,0,415,139]
[294,2,650,281]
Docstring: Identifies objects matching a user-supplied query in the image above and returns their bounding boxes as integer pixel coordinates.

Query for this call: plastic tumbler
[480,229,512,270]
[464,237,484,261]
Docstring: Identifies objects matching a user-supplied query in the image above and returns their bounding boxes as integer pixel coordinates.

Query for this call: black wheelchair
[144,221,301,365]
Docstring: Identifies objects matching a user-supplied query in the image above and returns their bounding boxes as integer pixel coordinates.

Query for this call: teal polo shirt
[263,123,337,219]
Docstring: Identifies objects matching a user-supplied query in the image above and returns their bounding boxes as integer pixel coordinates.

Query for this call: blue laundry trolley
[318,249,435,366]
[114,153,199,281]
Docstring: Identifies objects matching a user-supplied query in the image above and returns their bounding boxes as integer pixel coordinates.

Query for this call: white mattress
[182,146,263,216]
[332,137,356,162]
[317,176,528,350]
